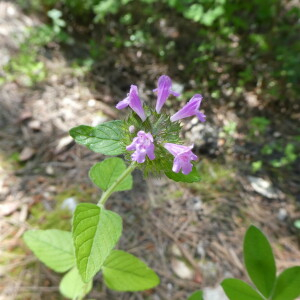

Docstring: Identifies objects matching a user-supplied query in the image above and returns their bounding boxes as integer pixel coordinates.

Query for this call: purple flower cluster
[126,131,155,163]
[116,75,206,175]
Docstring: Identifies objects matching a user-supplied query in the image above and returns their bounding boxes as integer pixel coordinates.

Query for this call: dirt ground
[1,2,300,300]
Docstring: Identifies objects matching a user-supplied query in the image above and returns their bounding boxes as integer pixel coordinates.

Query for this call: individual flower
[164,143,197,175]
[170,94,206,123]
[116,85,146,121]
[153,75,180,113]
[126,131,155,163]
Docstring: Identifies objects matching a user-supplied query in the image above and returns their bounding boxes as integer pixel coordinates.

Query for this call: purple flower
[164,143,197,175]
[126,131,155,163]
[170,94,206,122]
[153,75,180,113]
[116,85,146,121]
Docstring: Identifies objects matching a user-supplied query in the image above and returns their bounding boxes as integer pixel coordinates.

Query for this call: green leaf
[187,290,204,300]
[243,225,276,298]
[23,229,75,273]
[165,164,201,183]
[103,250,160,291]
[89,157,132,192]
[72,203,122,282]
[221,278,264,300]
[59,267,92,299]
[272,267,300,300]
[69,120,124,155]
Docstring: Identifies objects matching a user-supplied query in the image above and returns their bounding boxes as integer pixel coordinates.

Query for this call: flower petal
[116,97,130,109]
[128,85,146,121]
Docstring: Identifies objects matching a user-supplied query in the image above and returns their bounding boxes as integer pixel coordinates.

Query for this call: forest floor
[0,2,300,300]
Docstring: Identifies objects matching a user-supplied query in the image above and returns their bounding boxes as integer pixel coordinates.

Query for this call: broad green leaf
[272,267,300,300]
[72,203,122,282]
[23,229,75,273]
[69,120,124,155]
[59,267,92,299]
[243,225,276,298]
[221,278,264,300]
[89,158,132,192]
[187,290,204,300]
[165,165,201,183]
[103,250,160,291]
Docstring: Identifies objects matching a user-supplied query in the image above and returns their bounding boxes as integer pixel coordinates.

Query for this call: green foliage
[243,225,276,298]
[23,230,75,273]
[47,9,66,33]
[251,161,262,173]
[89,158,133,192]
[272,267,300,300]
[271,143,297,168]
[59,267,92,299]
[72,203,122,282]
[249,117,270,136]
[220,226,300,300]
[294,220,300,230]
[69,120,125,155]
[187,290,204,300]
[221,279,264,300]
[103,250,160,291]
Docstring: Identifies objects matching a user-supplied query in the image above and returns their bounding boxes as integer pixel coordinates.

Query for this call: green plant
[23,75,204,299]
[249,117,270,137]
[222,226,300,300]
[188,226,300,300]
[271,143,297,168]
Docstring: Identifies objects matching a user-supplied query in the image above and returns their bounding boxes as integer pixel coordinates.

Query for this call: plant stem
[97,162,136,206]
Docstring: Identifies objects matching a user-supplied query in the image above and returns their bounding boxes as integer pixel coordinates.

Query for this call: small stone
[171,258,194,280]
[247,176,279,199]
[196,242,205,258]
[61,197,77,213]
[55,136,73,153]
[204,285,228,300]
[87,99,96,107]
[19,147,35,161]
[277,208,288,221]
[28,120,41,130]
[198,260,218,282]
[46,165,54,175]
[170,243,182,257]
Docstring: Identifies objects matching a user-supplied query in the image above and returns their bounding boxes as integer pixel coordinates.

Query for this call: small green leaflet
[72,203,122,283]
[165,164,201,183]
[103,250,160,291]
[221,278,264,300]
[187,290,204,300]
[272,267,300,300]
[243,226,276,298]
[69,120,125,155]
[89,158,132,192]
[23,229,75,273]
[59,267,92,299]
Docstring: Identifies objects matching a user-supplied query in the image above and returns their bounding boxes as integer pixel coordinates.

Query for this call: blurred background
[0,0,299,299]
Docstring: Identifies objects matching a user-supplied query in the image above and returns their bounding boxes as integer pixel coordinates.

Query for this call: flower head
[116,85,146,121]
[164,143,197,175]
[153,75,180,113]
[170,94,206,123]
[126,131,155,163]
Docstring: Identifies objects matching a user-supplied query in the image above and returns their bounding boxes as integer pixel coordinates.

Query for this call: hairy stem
[98,162,136,206]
